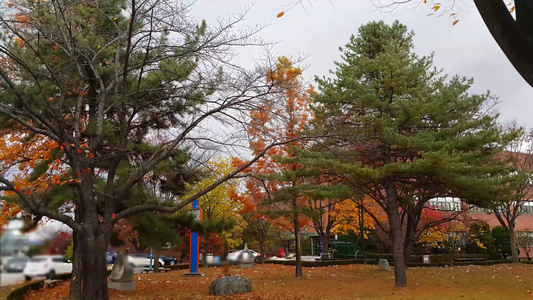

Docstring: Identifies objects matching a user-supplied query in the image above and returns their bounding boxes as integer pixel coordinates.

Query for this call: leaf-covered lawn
[24,263,533,299]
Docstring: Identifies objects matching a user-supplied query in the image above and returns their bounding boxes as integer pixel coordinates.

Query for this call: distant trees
[517,230,533,261]
[490,126,533,263]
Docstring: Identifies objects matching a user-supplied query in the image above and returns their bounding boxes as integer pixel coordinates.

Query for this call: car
[23,255,72,281]
[5,257,29,273]
[106,250,118,264]
[127,253,164,268]
[250,250,262,261]
[160,255,178,266]
[227,249,262,262]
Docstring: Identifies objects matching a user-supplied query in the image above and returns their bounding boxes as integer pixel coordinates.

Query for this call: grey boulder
[209,276,252,296]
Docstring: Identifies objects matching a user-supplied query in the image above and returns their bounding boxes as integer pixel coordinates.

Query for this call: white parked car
[127,253,164,268]
[227,249,262,262]
[23,255,72,281]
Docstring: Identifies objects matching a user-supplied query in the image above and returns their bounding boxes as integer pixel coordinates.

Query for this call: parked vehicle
[5,257,29,272]
[23,255,72,281]
[227,249,262,262]
[106,250,118,264]
[160,255,178,266]
[127,253,164,267]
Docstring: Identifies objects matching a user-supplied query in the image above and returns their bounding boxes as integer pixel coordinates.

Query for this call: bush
[266,257,511,268]
[7,280,44,300]
[366,253,393,260]
[492,226,511,256]
[409,259,510,268]
[268,259,368,267]
[167,263,189,270]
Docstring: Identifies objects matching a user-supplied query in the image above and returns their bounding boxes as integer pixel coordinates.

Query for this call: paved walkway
[0,272,24,287]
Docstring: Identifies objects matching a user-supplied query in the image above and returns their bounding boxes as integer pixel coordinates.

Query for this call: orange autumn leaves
[0,130,91,197]
[232,57,314,231]
[0,201,21,234]
[0,128,63,194]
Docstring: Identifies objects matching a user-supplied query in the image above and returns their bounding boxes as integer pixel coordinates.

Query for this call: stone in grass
[379,259,391,271]
[209,276,252,296]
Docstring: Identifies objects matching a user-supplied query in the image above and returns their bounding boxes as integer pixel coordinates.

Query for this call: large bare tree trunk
[403,215,418,267]
[154,248,161,272]
[320,232,329,254]
[385,181,407,287]
[509,225,519,263]
[79,228,110,300]
[293,200,303,278]
[474,0,533,88]
[69,230,82,300]
[359,204,367,264]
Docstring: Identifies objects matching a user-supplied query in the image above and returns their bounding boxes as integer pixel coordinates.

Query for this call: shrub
[7,281,44,300]
[492,226,511,256]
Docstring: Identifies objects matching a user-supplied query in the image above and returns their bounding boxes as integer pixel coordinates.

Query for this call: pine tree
[0,1,280,298]
[294,21,517,287]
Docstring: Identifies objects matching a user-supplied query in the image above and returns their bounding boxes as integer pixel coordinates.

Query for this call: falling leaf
[510,6,515,13]
[113,17,117,20]
[453,20,459,26]
[277,12,285,18]
[432,5,440,12]
[55,44,58,51]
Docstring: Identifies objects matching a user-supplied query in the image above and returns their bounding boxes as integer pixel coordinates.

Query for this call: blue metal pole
[185,199,202,277]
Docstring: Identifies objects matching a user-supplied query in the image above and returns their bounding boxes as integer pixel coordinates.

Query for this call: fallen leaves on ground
[24,263,533,299]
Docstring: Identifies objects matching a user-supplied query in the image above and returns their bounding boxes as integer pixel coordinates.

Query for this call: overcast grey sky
[191,0,532,127]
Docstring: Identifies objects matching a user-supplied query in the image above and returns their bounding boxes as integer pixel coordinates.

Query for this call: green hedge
[268,259,369,267]
[408,259,510,268]
[521,260,533,264]
[266,258,510,268]
[7,280,44,300]
[167,263,189,270]
[366,253,394,260]
[6,272,75,300]
[366,253,490,263]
